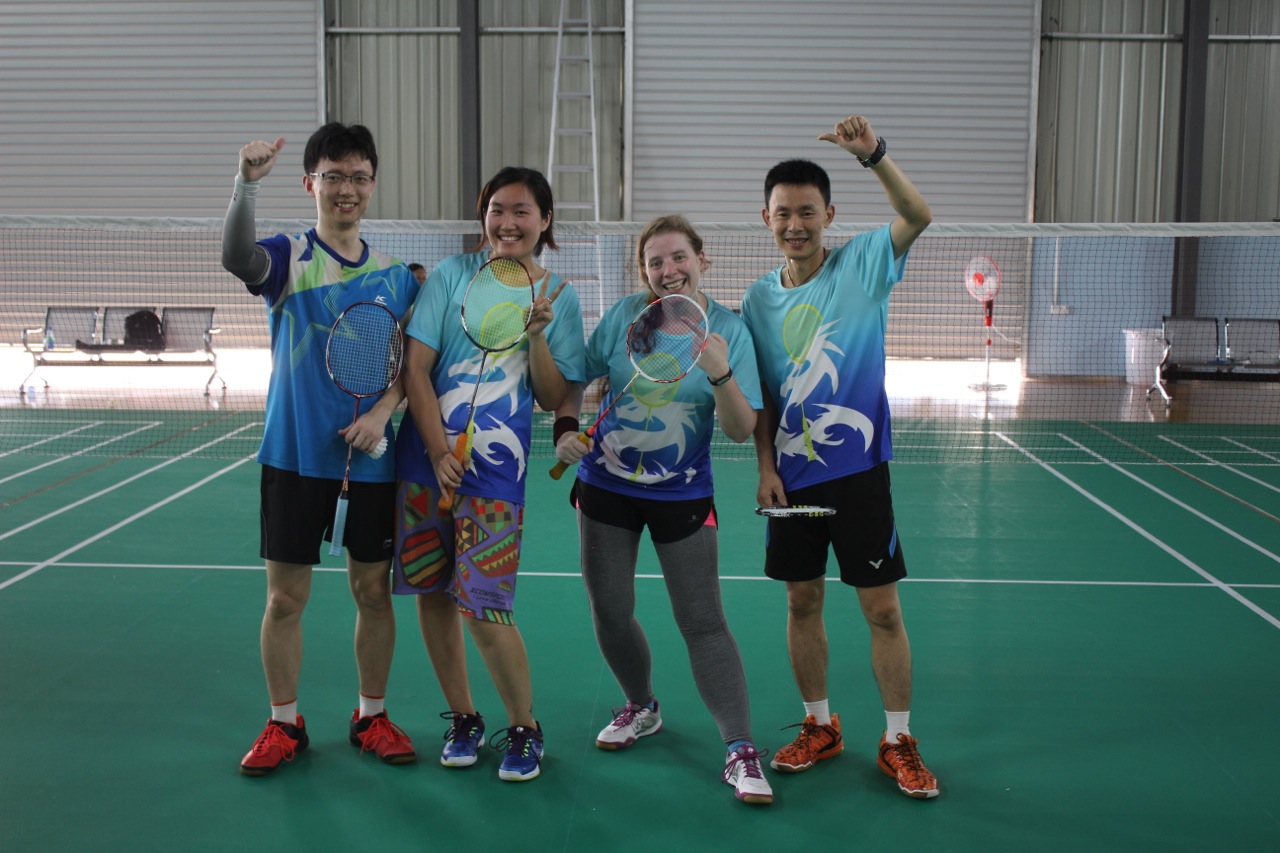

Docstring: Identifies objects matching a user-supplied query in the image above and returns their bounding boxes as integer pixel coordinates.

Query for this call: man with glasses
[222,123,421,776]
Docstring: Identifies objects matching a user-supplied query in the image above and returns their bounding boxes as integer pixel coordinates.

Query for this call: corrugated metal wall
[1037,0,1182,222]
[324,2,460,220]
[1038,0,1280,223]
[0,0,323,219]
[1202,0,1280,222]
[325,0,626,220]
[2,1,1274,226]
[628,0,1039,223]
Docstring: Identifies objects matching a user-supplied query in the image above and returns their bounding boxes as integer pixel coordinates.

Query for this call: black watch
[858,136,887,168]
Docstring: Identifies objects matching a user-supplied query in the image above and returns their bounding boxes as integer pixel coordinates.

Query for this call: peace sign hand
[527,272,566,337]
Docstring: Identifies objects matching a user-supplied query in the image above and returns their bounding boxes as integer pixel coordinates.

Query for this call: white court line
[1221,436,1280,466]
[1158,436,1280,496]
[1061,435,1280,565]
[995,431,1280,630]
[0,423,163,485]
[0,424,261,544]
[0,456,255,591]
[0,422,102,457]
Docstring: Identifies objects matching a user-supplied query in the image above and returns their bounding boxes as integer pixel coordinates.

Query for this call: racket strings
[461,259,534,352]
[626,296,709,383]
[328,307,403,396]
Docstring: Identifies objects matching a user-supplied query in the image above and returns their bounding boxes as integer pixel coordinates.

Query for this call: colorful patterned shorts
[392,481,524,625]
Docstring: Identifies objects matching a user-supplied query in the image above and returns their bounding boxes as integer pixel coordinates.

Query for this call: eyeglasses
[308,172,375,187]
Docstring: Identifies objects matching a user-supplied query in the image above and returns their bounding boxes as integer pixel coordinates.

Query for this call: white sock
[270,700,298,725]
[803,699,832,726]
[358,693,385,719]
[885,710,911,743]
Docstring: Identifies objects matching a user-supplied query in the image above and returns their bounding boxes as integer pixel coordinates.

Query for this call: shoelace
[609,704,642,727]
[358,716,409,751]
[490,726,539,757]
[252,724,297,758]
[781,719,819,750]
[885,737,926,774]
[441,712,482,744]
[722,746,768,782]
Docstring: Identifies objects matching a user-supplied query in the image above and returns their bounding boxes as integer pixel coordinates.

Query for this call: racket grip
[548,432,591,480]
[437,434,469,512]
[328,495,349,557]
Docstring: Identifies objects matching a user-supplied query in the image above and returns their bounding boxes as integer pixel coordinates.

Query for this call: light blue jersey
[578,292,762,500]
[396,252,585,504]
[741,225,905,490]
[250,229,420,481]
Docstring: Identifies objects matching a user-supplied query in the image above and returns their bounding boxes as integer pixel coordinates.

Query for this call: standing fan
[965,256,1007,392]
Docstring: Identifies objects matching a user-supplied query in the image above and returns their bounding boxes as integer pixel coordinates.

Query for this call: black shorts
[763,462,907,588]
[259,465,396,565]
[572,478,715,544]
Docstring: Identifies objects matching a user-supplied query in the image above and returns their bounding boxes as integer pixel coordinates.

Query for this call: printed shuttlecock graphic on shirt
[593,378,698,484]
[440,348,529,480]
[777,306,873,463]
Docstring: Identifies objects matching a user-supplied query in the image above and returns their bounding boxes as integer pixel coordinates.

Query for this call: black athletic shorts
[572,478,716,544]
[763,462,907,588]
[259,464,396,565]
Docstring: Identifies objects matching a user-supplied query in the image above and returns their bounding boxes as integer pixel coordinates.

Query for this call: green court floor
[2,427,1279,851]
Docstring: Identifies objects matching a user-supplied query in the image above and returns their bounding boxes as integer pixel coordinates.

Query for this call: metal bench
[21,305,224,396]
[1225,318,1280,376]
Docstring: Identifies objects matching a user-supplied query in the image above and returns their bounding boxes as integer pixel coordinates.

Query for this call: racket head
[964,256,1002,302]
[326,301,404,397]
[755,505,837,518]
[625,294,709,383]
[460,256,536,354]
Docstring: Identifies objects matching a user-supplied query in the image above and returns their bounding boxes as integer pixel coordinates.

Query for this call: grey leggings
[578,511,752,745]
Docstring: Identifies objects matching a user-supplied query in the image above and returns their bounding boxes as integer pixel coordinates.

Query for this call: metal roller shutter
[0,0,322,218]
[629,0,1038,224]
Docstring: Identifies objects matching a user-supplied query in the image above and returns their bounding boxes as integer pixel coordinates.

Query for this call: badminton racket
[755,505,837,518]
[439,256,536,511]
[550,294,709,480]
[325,300,404,557]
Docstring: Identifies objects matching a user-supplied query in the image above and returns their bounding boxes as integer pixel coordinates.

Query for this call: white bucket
[1123,328,1164,385]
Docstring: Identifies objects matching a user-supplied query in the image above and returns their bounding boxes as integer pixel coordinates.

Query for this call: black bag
[124,310,166,349]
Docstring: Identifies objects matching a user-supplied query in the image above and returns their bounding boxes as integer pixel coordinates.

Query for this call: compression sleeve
[221,175,271,286]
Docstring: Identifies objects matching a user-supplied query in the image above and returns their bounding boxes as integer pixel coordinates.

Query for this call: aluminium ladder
[547,0,600,220]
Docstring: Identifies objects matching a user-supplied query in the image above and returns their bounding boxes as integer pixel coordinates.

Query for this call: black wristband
[858,136,887,168]
[708,368,734,387]
[553,416,581,444]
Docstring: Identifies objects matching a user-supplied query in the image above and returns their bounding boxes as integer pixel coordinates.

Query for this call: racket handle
[549,432,592,480]
[437,434,469,512]
[329,495,349,557]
